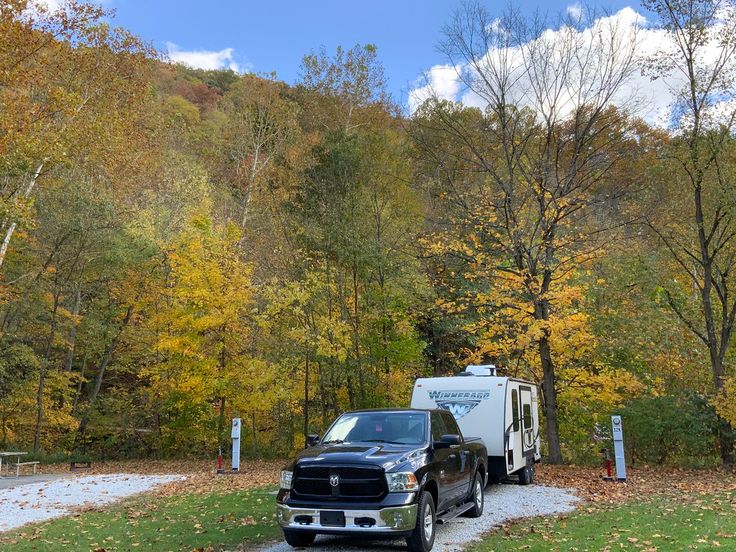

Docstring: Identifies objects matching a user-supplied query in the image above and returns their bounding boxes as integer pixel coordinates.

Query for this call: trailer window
[523,403,532,430]
[512,390,520,432]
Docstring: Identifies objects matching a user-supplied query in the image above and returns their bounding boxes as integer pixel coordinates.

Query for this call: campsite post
[231,418,241,472]
[611,415,626,481]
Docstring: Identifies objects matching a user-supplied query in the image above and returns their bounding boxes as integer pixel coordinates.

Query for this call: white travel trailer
[410,365,541,484]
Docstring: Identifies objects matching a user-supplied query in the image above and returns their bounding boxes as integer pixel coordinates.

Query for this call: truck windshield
[322,412,427,445]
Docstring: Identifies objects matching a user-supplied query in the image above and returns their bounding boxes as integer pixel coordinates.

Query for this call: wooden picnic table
[0,452,27,477]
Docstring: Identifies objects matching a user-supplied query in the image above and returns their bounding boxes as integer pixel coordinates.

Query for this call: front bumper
[276,503,417,533]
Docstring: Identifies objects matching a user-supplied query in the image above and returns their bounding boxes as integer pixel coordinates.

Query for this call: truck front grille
[292,465,387,502]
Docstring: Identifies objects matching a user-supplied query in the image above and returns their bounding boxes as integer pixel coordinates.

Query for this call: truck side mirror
[434,434,461,449]
[306,434,320,447]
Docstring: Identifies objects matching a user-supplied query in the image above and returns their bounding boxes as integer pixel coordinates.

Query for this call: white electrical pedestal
[611,415,626,481]
[231,418,241,472]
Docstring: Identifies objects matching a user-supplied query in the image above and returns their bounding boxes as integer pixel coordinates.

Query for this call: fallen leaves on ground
[535,464,736,505]
[38,459,736,508]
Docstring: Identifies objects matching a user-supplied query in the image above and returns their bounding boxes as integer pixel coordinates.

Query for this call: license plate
[320,510,346,527]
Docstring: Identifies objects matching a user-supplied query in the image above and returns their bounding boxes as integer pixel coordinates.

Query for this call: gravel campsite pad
[0,473,182,532]
[260,484,580,552]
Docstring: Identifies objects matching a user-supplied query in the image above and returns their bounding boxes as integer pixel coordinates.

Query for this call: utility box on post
[231,418,241,472]
[611,415,626,481]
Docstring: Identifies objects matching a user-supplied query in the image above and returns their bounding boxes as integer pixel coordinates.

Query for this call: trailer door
[519,386,535,458]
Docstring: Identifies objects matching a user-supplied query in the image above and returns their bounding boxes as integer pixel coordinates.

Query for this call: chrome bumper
[276,503,417,533]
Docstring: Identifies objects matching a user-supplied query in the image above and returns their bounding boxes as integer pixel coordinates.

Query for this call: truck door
[430,411,460,508]
[519,386,535,459]
[441,410,470,498]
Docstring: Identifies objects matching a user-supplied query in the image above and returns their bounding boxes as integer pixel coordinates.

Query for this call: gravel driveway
[0,473,182,532]
[260,484,579,552]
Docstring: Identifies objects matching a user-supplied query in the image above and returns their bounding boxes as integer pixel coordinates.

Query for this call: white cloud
[33,0,107,11]
[166,42,242,73]
[408,64,461,113]
[566,3,582,19]
[37,0,62,10]
[408,6,735,129]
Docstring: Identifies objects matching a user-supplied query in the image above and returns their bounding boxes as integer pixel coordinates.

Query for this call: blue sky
[108,0,638,104]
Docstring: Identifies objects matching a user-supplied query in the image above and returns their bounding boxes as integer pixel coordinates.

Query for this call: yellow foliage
[714,377,736,428]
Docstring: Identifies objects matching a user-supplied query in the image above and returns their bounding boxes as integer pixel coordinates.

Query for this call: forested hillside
[2,0,736,467]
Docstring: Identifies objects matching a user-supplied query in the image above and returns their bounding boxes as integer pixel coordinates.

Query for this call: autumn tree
[410,4,641,462]
[218,76,300,230]
[300,44,388,132]
[644,0,736,465]
[0,0,152,268]
[142,215,261,453]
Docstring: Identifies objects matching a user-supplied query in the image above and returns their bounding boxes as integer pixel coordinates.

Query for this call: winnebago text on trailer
[410,365,541,484]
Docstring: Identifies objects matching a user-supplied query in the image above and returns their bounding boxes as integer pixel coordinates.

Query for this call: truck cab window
[431,411,448,441]
[512,390,520,432]
[441,410,462,438]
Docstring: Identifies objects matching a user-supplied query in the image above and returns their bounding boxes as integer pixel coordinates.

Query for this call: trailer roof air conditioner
[460,364,497,376]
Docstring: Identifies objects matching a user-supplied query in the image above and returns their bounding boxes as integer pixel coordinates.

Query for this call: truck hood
[291,442,428,472]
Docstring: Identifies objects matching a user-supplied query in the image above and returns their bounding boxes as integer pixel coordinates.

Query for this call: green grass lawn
[0,486,281,552]
[472,489,736,551]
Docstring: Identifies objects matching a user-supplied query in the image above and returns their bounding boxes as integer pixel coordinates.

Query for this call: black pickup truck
[276,408,488,552]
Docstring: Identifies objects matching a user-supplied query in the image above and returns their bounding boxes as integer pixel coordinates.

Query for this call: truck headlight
[280,470,293,490]
[385,471,418,492]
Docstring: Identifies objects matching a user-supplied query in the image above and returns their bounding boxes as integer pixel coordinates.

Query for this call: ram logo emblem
[329,474,340,487]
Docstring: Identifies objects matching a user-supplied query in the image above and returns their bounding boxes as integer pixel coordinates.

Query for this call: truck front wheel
[406,491,436,552]
[283,528,316,548]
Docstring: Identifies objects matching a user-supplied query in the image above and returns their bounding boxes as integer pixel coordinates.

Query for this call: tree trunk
[318,361,327,426]
[78,306,133,437]
[63,287,82,373]
[60,287,82,409]
[303,352,310,447]
[539,335,564,464]
[251,412,257,457]
[218,397,226,449]
[0,161,45,270]
[693,180,735,465]
[352,264,365,406]
[71,353,88,416]
[217,336,227,448]
[34,293,60,452]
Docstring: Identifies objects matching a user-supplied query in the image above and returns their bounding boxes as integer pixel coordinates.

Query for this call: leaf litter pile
[38,459,736,508]
[535,464,736,504]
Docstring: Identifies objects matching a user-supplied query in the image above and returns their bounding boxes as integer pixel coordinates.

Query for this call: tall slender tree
[411,3,640,462]
[644,0,736,465]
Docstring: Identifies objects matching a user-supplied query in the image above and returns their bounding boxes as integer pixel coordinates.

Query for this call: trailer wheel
[518,459,535,485]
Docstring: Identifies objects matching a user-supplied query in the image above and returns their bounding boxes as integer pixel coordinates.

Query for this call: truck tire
[283,528,316,548]
[463,471,484,518]
[518,459,535,485]
[406,491,436,552]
